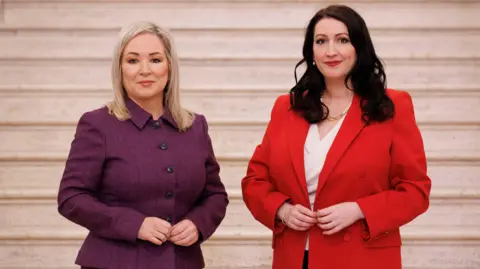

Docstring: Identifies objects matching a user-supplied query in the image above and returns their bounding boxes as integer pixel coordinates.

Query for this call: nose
[325,41,338,57]
[139,60,151,75]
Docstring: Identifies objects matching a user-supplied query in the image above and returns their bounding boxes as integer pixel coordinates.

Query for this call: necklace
[321,98,352,121]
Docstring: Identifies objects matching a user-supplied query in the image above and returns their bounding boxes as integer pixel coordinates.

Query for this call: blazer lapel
[315,95,366,198]
[287,111,310,204]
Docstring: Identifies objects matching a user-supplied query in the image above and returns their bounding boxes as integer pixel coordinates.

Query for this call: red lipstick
[325,61,342,67]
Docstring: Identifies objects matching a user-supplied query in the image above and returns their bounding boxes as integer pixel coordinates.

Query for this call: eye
[127,59,138,64]
[339,37,350,43]
[315,39,326,44]
[151,58,162,63]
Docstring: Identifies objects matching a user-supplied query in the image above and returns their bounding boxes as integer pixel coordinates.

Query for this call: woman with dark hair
[241,5,431,269]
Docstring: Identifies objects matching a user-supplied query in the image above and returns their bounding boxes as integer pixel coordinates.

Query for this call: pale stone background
[0,0,479,268]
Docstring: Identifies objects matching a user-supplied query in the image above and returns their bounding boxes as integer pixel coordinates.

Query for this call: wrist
[354,202,365,220]
[277,203,291,223]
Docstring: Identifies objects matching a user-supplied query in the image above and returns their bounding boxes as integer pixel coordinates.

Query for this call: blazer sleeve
[57,112,146,243]
[356,90,432,239]
[241,96,291,234]
[185,115,229,243]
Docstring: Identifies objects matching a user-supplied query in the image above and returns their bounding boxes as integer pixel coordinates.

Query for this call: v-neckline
[316,115,346,142]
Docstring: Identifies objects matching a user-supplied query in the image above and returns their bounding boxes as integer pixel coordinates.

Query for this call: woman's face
[121,33,169,103]
[312,18,357,80]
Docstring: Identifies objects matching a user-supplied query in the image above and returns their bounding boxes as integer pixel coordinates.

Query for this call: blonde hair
[106,21,194,131]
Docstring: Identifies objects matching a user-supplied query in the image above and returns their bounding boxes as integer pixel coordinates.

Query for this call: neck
[323,78,353,100]
[131,95,164,120]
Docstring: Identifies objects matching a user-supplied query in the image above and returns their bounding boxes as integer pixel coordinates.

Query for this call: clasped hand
[277,202,364,235]
[137,217,199,246]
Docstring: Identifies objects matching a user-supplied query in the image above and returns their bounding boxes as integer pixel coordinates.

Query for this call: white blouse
[304,115,346,250]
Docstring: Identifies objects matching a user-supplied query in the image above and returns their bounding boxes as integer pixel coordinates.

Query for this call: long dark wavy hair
[290,5,394,124]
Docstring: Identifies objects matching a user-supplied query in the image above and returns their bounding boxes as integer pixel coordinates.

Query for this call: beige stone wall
[0,0,479,268]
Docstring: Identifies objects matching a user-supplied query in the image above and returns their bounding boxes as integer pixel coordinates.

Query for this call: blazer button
[343,233,351,242]
[166,166,174,173]
[166,191,174,199]
[159,143,168,150]
[166,216,173,223]
[152,121,160,129]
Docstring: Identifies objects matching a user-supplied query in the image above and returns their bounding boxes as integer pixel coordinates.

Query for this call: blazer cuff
[264,192,290,231]
[119,210,147,243]
[185,214,208,244]
[355,197,381,239]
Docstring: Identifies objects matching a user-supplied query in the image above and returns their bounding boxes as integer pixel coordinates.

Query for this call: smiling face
[312,17,357,80]
[121,32,169,103]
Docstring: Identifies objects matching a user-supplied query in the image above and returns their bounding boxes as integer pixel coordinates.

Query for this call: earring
[313,61,316,66]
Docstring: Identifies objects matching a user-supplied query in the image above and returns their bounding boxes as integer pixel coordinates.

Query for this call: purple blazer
[57,99,229,269]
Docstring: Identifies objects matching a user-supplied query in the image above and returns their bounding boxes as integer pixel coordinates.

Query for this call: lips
[138,81,154,87]
[325,61,342,67]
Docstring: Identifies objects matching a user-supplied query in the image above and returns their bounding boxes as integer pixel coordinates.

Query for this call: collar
[125,98,179,130]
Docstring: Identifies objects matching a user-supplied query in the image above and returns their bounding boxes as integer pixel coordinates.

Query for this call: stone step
[2,159,479,195]
[0,124,478,163]
[0,60,478,93]
[1,193,479,234]
[3,1,478,30]
[1,89,479,126]
[0,227,479,268]
[1,29,479,60]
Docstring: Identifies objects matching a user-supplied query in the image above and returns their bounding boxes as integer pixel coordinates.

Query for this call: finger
[158,226,171,238]
[174,232,194,246]
[186,232,199,246]
[170,232,189,243]
[154,230,167,242]
[289,222,309,231]
[317,207,334,217]
[176,233,197,246]
[290,217,313,229]
[323,224,344,235]
[292,210,317,225]
[154,219,172,234]
[296,206,317,218]
[292,217,314,229]
[319,221,337,230]
[170,221,189,237]
[154,217,172,228]
[317,214,335,224]
[148,236,163,246]
[169,227,191,243]
[295,212,318,224]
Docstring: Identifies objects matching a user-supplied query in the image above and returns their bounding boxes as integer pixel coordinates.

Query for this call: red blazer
[241,89,431,269]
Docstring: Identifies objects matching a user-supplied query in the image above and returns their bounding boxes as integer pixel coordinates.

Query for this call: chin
[131,90,163,101]
[323,73,347,80]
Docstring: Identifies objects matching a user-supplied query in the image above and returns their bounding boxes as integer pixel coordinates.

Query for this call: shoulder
[386,88,417,125]
[273,93,290,108]
[271,93,291,116]
[190,112,208,134]
[386,88,414,109]
[77,106,113,130]
[71,107,113,144]
[188,113,214,149]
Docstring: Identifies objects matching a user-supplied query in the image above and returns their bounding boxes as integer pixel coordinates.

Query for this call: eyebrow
[315,33,349,38]
[125,52,163,56]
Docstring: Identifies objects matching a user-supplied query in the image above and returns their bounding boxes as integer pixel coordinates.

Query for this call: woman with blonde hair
[57,21,229,269]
